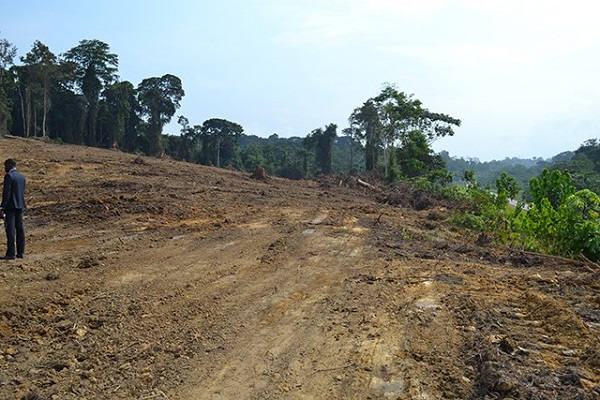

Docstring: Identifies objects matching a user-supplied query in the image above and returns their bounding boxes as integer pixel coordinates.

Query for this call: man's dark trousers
[4,209,24,257]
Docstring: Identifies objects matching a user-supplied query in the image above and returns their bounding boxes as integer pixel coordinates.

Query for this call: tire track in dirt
[174,209,373,399]
[169,208,468,399]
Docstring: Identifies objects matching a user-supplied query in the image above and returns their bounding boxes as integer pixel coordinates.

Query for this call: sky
[3,0,600,161]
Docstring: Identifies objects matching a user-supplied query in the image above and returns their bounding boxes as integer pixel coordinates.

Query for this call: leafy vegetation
[451,167,600,262]
[448,172,521,242]
[519,170,600,261]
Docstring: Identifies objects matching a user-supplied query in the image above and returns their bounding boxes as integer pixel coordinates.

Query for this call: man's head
[4,159,16,173]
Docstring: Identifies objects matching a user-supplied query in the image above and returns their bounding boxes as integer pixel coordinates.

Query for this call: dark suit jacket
[1,168,26,211]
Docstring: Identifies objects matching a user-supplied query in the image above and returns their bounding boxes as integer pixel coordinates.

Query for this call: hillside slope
[0,137,598,399]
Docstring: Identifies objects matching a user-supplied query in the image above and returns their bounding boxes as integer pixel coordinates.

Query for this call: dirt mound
[0,137,598,399]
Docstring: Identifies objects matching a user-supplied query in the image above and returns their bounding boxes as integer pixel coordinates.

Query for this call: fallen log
[356,178,378,192]
[338,176,380,192]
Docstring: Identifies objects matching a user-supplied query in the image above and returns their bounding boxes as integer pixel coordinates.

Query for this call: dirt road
[0,137,598,399]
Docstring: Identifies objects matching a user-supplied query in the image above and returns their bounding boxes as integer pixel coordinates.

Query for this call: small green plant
[427,169,453,186]
[519,183,600,260]
[449,212,484,231]
[449,171,521,243]
[530,168,576,210]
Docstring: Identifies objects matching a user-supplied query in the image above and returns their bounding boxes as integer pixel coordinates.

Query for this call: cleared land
[0,137,598,399]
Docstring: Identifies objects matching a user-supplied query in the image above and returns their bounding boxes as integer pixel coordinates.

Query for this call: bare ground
[0,137,598,399]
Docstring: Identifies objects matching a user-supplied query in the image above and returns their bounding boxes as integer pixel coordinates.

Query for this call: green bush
[519,186,600,261]
[449,212,484,231]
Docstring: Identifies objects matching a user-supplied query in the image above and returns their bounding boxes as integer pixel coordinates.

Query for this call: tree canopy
[350,84,461,176]
[303,123,337,175]
[62,39,119,145]
[198,118,243,168]
[137,74,184,156]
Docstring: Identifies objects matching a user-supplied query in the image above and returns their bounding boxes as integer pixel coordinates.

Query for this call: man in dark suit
[0,159,26,260]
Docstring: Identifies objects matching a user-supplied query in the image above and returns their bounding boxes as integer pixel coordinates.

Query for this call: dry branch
[510,249,598,273]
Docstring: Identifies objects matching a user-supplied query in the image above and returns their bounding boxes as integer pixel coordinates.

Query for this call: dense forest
[0,37,460,179]
[2,36,600,261]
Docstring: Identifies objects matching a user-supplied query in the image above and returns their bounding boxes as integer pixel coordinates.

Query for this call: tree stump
[251,166,269,181]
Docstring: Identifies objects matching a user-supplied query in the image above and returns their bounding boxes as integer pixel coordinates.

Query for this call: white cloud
[274,12,366,47]
[271,0,449,48]
[362,0,448,16]
[461,0,600,51]
[381,43,534,72]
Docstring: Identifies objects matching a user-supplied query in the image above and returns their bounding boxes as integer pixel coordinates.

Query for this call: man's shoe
[16,254,23,259]
[1,255,16,260]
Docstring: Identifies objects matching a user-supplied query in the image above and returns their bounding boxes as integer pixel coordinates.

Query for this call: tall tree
[20,40,59,137]
[199,118,243,167]
[0,38,17,135]
[63,39,118,145]
[341,124,362,174]
[350,83,460,174]
[372,84,424,175]
[373,84,461,146]
[304,123,337,175]
[99,80,138,149]
[373,84,423,145]
[47,78,85,143]
[137,74,184,156]
[172,115,205,162]
[350,99,382,171]
[11,64,31,136]
[0,39,16,84]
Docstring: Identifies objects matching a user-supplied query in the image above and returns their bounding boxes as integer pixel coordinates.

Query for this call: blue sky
[4,0,600,161]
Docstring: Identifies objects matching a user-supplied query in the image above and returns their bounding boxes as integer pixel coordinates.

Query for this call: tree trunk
[349,142,354,174]
[0,98,7,136]
[216,136,221,168]
[25,87,32,138]
[33,103,38,137]
[42,82,49,137]
[18,87,25,136]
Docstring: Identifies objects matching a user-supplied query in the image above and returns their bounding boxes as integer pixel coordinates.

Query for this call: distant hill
[440,150,576,199]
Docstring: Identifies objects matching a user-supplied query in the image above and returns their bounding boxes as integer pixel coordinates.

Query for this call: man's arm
[1,173,10,210]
